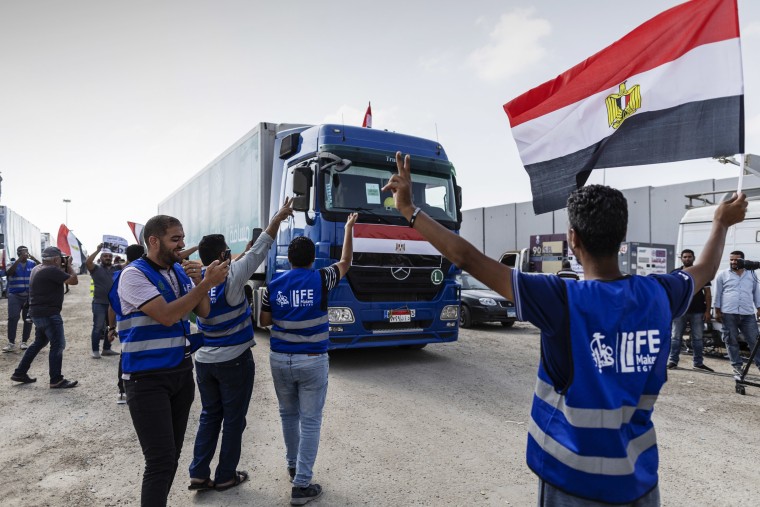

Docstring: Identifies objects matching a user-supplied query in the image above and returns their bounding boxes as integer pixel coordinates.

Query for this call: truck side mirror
[455,184,463,225]
[292,166,313,212]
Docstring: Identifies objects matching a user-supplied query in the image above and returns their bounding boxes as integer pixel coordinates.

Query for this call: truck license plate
[385,309,415,322]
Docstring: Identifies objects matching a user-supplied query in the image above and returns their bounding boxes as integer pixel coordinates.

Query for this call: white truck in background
[0,206,42,298]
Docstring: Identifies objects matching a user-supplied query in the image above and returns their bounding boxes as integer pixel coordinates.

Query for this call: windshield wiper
[328,206,393,224]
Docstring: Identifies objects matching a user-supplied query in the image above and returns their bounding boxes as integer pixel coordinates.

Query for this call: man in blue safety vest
[186,198,293,493]
[108,215,228,507]
[3,246,39,352]
[382,152,747,506]
[259,212,357,506]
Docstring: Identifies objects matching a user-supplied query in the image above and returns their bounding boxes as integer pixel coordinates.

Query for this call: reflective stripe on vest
[196,279,253,347]
[110,259,191,373]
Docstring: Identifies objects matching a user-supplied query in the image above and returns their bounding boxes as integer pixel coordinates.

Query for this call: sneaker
[288,467,296,482]
[91,351,101,359]
[101,349,119,357]
[291,484,322,506]
[2,342,17,353]
[666,361,677,369]
[10,373,36,384]
[20,342,29,350]
[116,393,127,405]
[694,363,714,372]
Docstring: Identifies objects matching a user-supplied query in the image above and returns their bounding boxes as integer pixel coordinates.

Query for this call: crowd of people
[1,150,754,506]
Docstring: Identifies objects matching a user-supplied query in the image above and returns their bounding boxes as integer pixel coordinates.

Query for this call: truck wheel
[460,305,472,328]
[501,321,515,328]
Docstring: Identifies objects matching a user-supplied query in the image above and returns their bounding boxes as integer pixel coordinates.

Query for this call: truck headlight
[440,305,459,320]
[479,298,497,306]
[328,307,355,324]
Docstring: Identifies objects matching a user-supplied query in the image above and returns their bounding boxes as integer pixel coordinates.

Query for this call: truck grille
[344,259,453,302]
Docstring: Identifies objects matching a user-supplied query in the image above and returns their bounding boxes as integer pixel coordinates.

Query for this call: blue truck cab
[266,124,462,349]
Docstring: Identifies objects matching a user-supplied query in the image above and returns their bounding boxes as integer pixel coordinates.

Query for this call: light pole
[63,198,71,225]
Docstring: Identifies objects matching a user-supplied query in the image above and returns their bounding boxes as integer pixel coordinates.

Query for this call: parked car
[456,272,516,328]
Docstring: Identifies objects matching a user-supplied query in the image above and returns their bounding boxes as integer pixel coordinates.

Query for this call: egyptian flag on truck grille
[352,223,442,268]
[504,0,744,215]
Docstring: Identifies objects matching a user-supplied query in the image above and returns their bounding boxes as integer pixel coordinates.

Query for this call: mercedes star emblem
[391,267,411,281]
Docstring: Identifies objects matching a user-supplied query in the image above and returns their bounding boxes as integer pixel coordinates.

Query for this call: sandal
[215,470,249,491]
[50,379,78,389]
[188,478,215,491]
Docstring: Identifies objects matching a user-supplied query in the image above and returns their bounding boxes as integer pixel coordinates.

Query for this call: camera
[736,259,760,270]
[60,255,70,267]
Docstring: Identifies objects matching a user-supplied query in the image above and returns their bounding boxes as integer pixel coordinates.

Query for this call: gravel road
[1,275,759,506]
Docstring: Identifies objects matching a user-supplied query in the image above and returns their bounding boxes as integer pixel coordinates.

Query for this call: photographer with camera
[714,251,760,377]
[3,246,39,352]
[86,243,122,359]
[10,246,79,388]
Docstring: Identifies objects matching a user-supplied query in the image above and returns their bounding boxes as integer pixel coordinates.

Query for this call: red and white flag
[362,102,372,128]
[352,223,441,267]
[504,0,743,214]
[57,224,85,268]
[127,221,145,245]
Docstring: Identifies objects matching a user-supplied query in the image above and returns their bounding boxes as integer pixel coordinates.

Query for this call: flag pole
[737,153,745,194]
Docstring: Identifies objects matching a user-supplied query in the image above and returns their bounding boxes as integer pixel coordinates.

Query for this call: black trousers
[125,368,195,507]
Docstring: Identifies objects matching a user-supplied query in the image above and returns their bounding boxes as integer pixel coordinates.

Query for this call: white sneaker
[91,351,101,359]
[116,393,127,405]
[20,342,29,350]
[2,343,17,353]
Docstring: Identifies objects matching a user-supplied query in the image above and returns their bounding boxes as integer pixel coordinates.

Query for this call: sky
[1,0,759,252]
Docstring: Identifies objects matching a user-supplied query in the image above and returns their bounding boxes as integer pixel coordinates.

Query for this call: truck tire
[460,305,472,328]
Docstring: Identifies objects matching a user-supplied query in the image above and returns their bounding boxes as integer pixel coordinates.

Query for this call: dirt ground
[1,275,759,506]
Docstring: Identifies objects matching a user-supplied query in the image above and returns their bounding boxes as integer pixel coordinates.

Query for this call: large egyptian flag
[504,0,744,214]
[352,223,442,268]
[57,224,86,268]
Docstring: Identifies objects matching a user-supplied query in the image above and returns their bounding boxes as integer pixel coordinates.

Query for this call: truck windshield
[322,163,457,224]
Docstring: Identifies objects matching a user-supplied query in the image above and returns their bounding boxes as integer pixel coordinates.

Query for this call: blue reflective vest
[196,277,253,347]
[527,276,671,504]
[8,260,35,294]
[268,268,329,354]
[108,258,192,374]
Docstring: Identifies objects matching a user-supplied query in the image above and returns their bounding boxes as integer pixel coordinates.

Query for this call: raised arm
[684,193,747,292]
[382,152,512,300]
[335,213,358,279]
[86,243,103,272]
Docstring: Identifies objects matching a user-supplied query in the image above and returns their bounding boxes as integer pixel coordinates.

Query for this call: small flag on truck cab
[362,102,372,128]
[503,0,744,215]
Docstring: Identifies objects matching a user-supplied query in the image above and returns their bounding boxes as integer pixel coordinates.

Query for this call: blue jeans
[189,349,255,484]
[91,302,111,352]
[7,292,32,344]
[668,312,705,366]
[721,313,760,369]
[14,314,66,384]
[270,351,329,488]
[537,479,660,506]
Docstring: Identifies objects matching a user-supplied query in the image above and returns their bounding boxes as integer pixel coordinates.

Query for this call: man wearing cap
[86,243,122,359]
[3,246,39,352]
[10,246,79,388]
